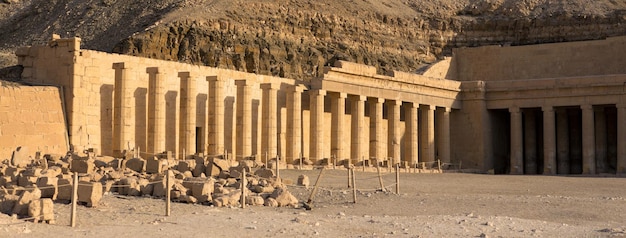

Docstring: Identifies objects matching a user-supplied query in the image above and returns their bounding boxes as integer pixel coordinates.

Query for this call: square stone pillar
[369,98,385,163]
[436,107,451,164]
[387,100,402,165]
[351,95,366,165]
[178,72,197,159]
[309,89,326,162]
[617,104,626,174]
[235,80,252,160]
[594,107,608,173]
[581,105,596,174]
[510,107,523,174]
[207,76,224,156]
[420,105,435,163]
[147,67,165,155]
[524,110,537,174]
[331,92,347,161]
[543,106,556,175]
[286,85,305,164]
[556,108,570,174]
[404,103,418,166]
[261,83,279,159]
[112,63,131,156]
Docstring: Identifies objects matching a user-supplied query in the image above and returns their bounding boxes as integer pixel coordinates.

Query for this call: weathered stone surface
[206,157,230,177]
[28,198,54,222]
[0,194,18,214]
[254,168,274,179]
[56,177,73,201]
[13,187,41,215]
[177,159,196,173]
[36,176,58,200]
[264,197,278,207]
[182,177,214,203]
[126,157,146,173]
[71,158,95,174]
[11,146,31,168]
[118,177,140,196]
[297,175,310,188]
[271,188,298,207]
[246,195,265,206]
[78,181,102,207]
[145,156,164,174]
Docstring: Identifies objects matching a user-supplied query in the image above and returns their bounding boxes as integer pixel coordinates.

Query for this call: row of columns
[510,105,626,175]
[113,64,452,165]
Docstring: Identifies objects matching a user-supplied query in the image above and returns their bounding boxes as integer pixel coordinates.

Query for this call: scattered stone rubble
[0,147,303,224]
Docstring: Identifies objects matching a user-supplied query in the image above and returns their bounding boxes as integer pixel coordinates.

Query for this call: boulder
[264,197,278,207]
[254,168,274,179]
[71,158,95,174]
[177,159,196,173]
[246,195,265,206]
[297,175,310,188]
[56,177,73,201]
[78,181,102,207]
[0,194,19,214]
[271,188,299,207]
[145,156,165,174]
[183,178,214,203]
[11,146,31,168]
[12,187,41,215]
[126,157,146,173]
[28,198,54,223]
[36,177,58,200]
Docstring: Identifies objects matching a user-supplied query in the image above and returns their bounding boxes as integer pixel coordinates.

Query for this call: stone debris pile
[0,147,302,224]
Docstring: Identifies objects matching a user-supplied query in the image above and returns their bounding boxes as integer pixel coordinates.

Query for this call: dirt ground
[1,169,625,237]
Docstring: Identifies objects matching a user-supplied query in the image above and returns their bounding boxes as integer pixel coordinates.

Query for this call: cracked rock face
[1,0,625,79]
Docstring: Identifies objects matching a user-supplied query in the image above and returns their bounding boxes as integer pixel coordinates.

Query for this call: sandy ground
[1,169,625,237]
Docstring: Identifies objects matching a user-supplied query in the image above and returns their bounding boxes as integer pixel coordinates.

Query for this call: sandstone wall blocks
[126,157,147,173]
[12,187,41,215]
[78,181,102,207]
[27,198,54,223]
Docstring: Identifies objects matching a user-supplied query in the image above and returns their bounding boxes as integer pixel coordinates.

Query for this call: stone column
[112,63,130,156]
[286,85,305,164]
[178,72,197,158]
[510,107,523,174]
[350,95,366,165]
[524,110,537,174]
[556,108,570,174]
[331,92,347,161]
[309,89,326,162]
[369,98,385,163]
[581,104,596,174]
[207,76,224,156]
[235,80,252,159]
[387,100,401,165]
[543,106,556,175]
[404,103,418,166]
[617,104,626,174]
[147,67,165,155]
[594,107,607,173]
[261,83,279,159]
[420,105,435,163]
[436,107,451,164]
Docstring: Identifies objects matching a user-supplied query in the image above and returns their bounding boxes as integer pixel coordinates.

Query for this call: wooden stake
[347,167,352,188]
[70,172,78,227]
[241,169,246,208]
[351,168,357,203]
[299,152,303,169]
[275,155,280,179]
[376,161,385,192]
[395,164,400,195]
[437,159,442,172]
[306,167,325,204]
[166,169,171,216]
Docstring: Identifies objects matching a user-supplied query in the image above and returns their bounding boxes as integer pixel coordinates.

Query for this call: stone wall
[0,85,68,160]
[452,36,626,81]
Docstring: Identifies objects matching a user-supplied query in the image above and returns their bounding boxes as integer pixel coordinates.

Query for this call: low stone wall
[0,85,68,160]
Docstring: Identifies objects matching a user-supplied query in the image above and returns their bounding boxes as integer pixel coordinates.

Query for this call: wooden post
[376,161,385,191]
[351,168,357,203]
[306,167,325,204]
[332,154,336,170]
[241,169,246,208]
[362,156,365,172]
[347,167,352,188]
[459,160,463,171]
[183,148,186,160]
[70,172,78,227]
[395,163,400,195]
[166,169,171,216]
[299,152,303,169]
[265,152,268,167]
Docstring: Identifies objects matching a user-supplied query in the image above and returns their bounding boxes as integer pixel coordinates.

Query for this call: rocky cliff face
[1,0,625,80]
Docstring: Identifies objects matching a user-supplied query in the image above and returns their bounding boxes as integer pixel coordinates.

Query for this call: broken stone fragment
[297,175,310,188]
[11,146,32,168]
[254,168,274,179]
[126,157,146,173]
[78,181,102,207]
[70,157,95,174]
[36,177,58,200]
[271,187,299,207]
[12,187,41,215]
[28,198,54,223]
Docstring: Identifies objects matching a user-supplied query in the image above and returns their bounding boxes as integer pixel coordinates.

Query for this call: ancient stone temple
[7,35,626,175]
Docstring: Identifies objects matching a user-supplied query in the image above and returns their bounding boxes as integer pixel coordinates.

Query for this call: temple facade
[14,35,626,174]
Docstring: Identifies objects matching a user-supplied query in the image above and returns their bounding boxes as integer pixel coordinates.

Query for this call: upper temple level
[5,35,626,175]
